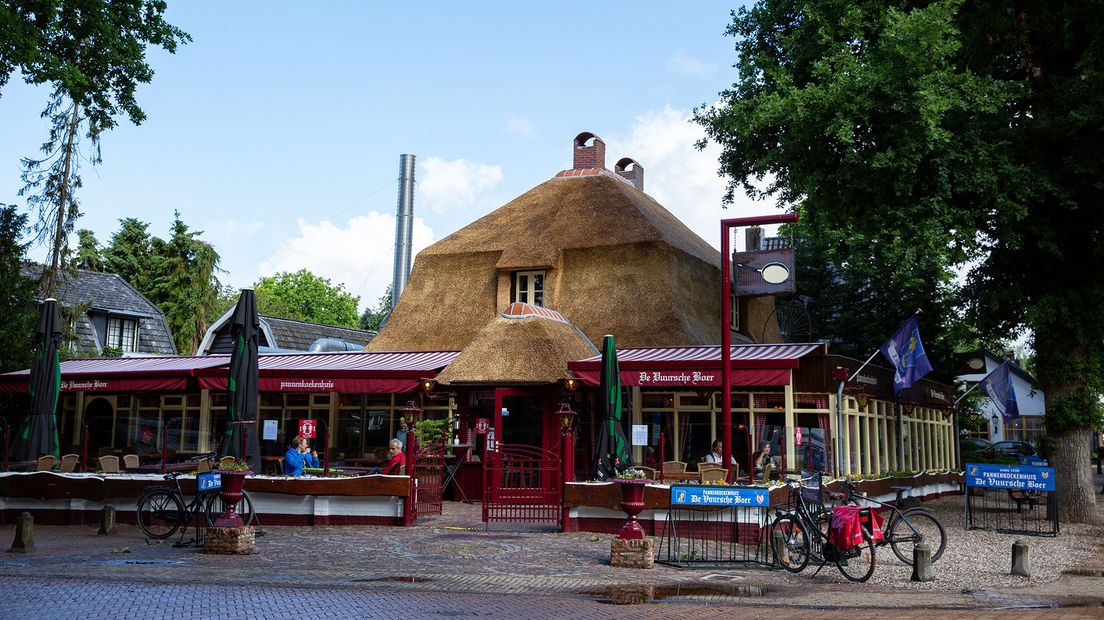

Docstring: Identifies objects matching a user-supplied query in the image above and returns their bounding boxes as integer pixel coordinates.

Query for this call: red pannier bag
[829,505,885,551]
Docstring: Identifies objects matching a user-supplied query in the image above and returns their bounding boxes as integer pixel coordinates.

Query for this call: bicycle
[770,472,877,582]
[836,477,946,565]
[135,453,257,541]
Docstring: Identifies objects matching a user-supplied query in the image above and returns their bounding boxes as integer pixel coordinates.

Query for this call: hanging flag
[978,361,1020,421]
[879,315,934,393]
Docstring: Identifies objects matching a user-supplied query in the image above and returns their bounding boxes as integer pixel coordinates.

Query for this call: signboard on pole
[965,463,1055,491]
[298,419,317,439]
[670,485,770,507]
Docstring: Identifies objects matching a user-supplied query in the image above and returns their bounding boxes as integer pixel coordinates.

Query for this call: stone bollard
[9,512,34,553]
[1012,539,1030,577]
[911,542,934,582]
[98,504,116,536]
[772,530,788,566]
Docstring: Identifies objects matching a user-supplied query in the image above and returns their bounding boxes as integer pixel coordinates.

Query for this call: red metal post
[403,429,416,526]
[161,425,168,474]
[3,423,9,473]
[560,425,576,531]
[81,424,88,473]
[242,424,249,465]
[323,425,331,477]
[721,213,799,484]
[658,432,666,483]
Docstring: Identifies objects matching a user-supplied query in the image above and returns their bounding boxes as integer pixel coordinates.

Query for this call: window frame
[513,270,546,307]
[106,316,139,353]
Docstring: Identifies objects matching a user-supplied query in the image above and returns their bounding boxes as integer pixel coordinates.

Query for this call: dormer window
[514,271,545,307]
[106,317,138,353]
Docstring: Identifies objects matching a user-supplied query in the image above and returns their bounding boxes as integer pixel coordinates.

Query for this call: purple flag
[979,361,1020,421]
[879,315,934,393]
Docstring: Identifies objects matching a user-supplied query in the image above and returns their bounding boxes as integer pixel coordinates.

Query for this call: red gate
[483,443,561,528]
[414,440,445,519]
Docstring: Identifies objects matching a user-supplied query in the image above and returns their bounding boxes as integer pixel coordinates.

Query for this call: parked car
[960,437,992,453]
[982,440,1036,459]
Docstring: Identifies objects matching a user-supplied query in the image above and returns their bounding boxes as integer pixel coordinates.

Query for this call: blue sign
[670,486,770,507]
[965,463,1054,492]
[1019,455,1048,467]
[197,472,222,491]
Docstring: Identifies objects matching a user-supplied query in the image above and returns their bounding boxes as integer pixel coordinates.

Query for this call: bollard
[8,512,34,553]
[98,504,116,536]
[911,542,934,582]
[772,529,788,566]
[1012,539,1030,577]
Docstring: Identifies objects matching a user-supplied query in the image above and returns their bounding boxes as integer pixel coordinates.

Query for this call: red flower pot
[616,478,648,540]
[213,470,252,527]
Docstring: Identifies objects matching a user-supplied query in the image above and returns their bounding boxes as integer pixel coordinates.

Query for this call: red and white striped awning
[0,355,230,393]
[567,343,825,387]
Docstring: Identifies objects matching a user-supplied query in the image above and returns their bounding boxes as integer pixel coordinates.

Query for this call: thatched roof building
[370,132,743,358]
[434,303,597,385]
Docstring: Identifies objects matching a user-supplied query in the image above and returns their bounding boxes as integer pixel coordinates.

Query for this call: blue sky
[0,2,780,311]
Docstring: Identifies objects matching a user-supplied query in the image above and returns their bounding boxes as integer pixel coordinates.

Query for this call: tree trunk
[1049,428,1099,524]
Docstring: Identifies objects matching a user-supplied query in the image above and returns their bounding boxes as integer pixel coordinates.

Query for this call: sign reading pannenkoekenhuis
[670,486,770,507]
[965,463,1055,492]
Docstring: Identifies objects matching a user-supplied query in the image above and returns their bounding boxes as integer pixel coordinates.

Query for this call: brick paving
[1,471,1103,616]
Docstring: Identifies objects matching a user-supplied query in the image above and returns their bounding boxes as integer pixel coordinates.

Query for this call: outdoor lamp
[563,377,577,392]
[399,401,421,427]
[991,413,1000,433]
[855,392,871,409]
[420,379,435,392]
[557,402,577,435]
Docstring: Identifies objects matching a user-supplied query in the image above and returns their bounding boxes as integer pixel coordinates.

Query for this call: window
[514,270,545,306]
[106,317,138,352]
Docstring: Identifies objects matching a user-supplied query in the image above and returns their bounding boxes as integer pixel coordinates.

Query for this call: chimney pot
[614,157,644,191]
[572,132,605,170]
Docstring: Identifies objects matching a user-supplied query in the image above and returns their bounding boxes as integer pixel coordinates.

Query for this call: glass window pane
[533,273,543,291]
[534,291,543,306]
[518,274,528,292]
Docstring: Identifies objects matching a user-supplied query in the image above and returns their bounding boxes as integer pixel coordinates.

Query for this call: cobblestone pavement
[2,471,1103,617]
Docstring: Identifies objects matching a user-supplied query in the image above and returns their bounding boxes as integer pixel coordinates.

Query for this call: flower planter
[213,470,253,527]
[616,478,648,540]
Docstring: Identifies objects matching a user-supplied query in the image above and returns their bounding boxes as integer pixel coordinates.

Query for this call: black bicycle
[837,477,946,565]
[135,454,257,540]
[770,473,877,582]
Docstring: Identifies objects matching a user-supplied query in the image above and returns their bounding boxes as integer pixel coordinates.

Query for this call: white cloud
[605,105,781,250]
[666,49,717,78]
[258,211,435,312]
[505,116,536,139]
[418,156,503,214]
[201,218,265,247]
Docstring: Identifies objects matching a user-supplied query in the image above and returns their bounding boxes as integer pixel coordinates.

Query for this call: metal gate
[414,441,445,519]
[965,463,1059,537]
[656,485,774,567]
[483,443,560,528]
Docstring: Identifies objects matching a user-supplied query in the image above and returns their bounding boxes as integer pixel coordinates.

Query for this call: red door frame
[492,387,557,455]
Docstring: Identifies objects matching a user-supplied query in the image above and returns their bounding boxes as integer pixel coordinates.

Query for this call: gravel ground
[777,492,1104,590]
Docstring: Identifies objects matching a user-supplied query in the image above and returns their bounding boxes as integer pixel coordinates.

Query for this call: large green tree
[255,269,360,328]
[698,0,1103,522]
[149,213,222,355]
[359,285,392,332]
[0,205,38,372]
[102,217,154,293]
[0,0,189,295]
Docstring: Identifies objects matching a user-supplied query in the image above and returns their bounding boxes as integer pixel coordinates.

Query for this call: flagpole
[953,361,1004,405]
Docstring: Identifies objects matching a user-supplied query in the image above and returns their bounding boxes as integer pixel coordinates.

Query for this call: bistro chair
[662,460,686,474]
[219,456,238,469]
[758,463,773,484]
[634,466,657,480]
[698,462,724,473]
[701,468,726,483]
[59,454,79,473]
[98,455,120,474]
[269,457,284,476]
[123,454,140,469]
[36,455,57,471]
[196,456,212,473]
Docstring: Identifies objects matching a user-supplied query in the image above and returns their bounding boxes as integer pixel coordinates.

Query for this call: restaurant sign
[636,371,717,386]
[670,485,770,507]
[299,419,317,439]
[965,463,1054,491]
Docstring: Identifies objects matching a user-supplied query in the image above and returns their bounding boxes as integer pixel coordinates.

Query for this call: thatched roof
[369,172,737,352]
[435,306,598,385]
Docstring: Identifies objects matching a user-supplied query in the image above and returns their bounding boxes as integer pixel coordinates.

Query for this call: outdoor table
[343,456,384,466]
[443,444,473,503]
[126,461,199,474]
[661,472,702,483]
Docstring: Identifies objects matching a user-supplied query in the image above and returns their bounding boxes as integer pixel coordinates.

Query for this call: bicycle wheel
[136,490,184,539]
[835,528,876,582]
[889,508,946,565]
[205,491,257,527]
[770,514,811,573]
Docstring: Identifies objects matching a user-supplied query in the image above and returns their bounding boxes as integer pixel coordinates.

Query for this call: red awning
[567,343,825,387]
[196,350,460,393]
[0,355,230,393]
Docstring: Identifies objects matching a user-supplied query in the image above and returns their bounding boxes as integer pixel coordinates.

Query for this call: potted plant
[213,459,253,527]
[614,469,649,540]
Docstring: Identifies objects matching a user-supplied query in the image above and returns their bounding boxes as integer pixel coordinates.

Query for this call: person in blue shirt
[283,435,319,476]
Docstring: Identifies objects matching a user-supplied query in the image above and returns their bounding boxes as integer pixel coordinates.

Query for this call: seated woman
[753,442,781,480]
[283,435,320,476]
[368,439,406,475]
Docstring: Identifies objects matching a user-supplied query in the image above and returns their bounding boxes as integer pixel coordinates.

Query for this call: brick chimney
[572,132,605,170]
[614,157,644,191]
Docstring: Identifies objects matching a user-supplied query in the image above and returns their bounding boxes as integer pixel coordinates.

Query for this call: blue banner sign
[965,463,1054,492]
[197,472,222,491]
[670,485,770,507]
[1019,455,1048,467]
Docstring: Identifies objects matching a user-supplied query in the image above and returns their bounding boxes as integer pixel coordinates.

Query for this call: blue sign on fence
[965,463,1054,491]
[670,486,770,507]
[1019,455,1048,467]
[197,472,222,491]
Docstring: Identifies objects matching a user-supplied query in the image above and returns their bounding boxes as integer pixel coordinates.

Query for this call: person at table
[704,439,739,466]
[754,442,780,475]
[368,439,406,475]
[283,435,319,476]
[134,427,158,461]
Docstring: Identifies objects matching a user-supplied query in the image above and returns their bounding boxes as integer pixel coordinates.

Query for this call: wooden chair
[698,462,724,473]
[59,454,79,472]
[269,457,284,476]
[98,455,120,473]
[36,455,56,471]
[701,468,727,483]
[662,460,686,474]
[123,454,140,469]
[219,456,238,469]
[634,466,657,480]
[196,456,212,473]
[758,463,773,484]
